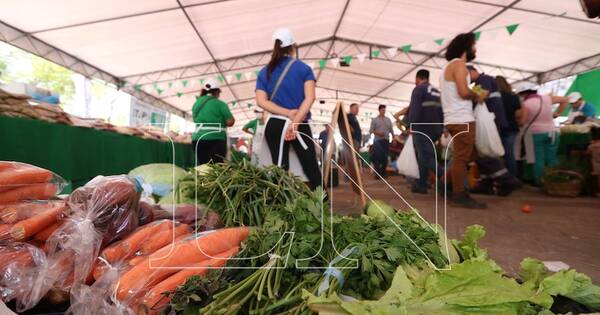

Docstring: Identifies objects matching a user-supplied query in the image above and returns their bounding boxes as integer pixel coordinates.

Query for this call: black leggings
[264,118,322,190]
[192,139,227,165]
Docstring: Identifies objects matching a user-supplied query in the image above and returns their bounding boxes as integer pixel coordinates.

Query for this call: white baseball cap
[513,81,538,94]
[272,28,295,48]
[203,78,221,91]
[568,91,582,103]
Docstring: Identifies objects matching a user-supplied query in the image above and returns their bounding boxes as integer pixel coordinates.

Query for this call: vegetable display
[0,159,599,315]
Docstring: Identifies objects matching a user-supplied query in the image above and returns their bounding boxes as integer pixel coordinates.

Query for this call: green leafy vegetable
[128,163,187,197]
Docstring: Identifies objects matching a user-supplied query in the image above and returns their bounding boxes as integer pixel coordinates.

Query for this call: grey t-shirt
[369,116,393,141]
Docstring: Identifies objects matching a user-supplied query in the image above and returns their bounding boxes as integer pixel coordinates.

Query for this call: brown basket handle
[545,169,584,180]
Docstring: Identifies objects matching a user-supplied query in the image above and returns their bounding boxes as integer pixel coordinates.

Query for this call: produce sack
[128,163,187,198]
[396,135,420,179]
[474,104,505,158]
[0,162,66,205]
[3,176,143,311]
[0,200,67,243]
[0,243,47,312]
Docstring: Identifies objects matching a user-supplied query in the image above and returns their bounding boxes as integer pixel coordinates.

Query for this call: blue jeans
[413,133,442,190]
[532,132,559,185]
[372,139,389,177]
[501,131,518,177]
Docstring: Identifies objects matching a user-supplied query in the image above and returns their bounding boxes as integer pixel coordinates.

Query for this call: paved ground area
[330,172,600,282]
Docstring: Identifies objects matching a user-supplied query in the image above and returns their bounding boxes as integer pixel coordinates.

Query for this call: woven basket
[544,170,583,197]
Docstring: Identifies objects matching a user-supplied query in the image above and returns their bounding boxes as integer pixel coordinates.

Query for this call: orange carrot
[139,247,239,313]
[0,166,53,193]
[0,161,18,173]
[10,203,65,240]
[0,200,64,224]
[34,220,64,241]
[116,227,249,301]
[0,247,34,271]
[100,220,172,264]
[139,223,189,256]
[0,183,57,205]
[128,233,192,268]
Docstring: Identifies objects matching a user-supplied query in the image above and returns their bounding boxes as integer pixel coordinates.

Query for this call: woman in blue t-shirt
[255,28,321,190]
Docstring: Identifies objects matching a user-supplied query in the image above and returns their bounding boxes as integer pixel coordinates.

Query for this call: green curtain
[0,116,194,192]
[564,69,600,116]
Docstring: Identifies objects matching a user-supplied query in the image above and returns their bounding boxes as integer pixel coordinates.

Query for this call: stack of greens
[179,159,311,227]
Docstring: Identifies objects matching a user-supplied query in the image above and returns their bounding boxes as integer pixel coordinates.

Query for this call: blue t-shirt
[581,102,597,118]
[256,56,316,120]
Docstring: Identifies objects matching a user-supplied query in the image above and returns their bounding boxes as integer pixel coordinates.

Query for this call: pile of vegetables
[1,159,599,315]
[167,160,600,315]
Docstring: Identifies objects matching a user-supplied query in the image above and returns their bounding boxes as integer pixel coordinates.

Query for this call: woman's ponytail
[267,39,293,82]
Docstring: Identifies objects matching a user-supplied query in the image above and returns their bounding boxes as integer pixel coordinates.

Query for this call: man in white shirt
[369,105,394,178]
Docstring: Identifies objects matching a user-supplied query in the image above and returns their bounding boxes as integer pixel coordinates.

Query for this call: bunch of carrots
[0,161,66,247]
[93,225,250,314]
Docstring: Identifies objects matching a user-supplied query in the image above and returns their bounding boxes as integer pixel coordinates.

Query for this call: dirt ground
[329,171,600,282]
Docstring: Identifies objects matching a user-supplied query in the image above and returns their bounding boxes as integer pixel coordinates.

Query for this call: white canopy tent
[1,0,599,130]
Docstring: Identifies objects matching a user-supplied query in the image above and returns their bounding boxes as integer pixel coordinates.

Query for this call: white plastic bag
[396,135,420,179]
[474,104,505,158]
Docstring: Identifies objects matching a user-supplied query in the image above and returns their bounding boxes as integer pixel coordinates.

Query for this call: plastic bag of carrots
[0,200,68,244]
[0,243,46,308]
[73,227,249,314]
[0,162,66,205]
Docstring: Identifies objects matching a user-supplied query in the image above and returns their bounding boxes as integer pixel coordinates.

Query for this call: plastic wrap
[0,200,67,243]
[147,202,223,230]
[0,161,66,205]
[0,243,46,309]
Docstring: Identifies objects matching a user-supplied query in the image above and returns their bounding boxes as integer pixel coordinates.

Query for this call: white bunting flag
[225,75,233,83]
[414,41,428,51]
[307,62,315,70]
[244,72,253,81]
[486,28,500,40]
[329,57,340,68]
[356,53,367,64]
[386,47,398,58]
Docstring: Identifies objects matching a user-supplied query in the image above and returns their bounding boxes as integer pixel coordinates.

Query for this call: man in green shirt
[192,78,235,165]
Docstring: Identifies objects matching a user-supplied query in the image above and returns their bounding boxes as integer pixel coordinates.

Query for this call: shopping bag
[474,104,505,158]
[396,135,420,179]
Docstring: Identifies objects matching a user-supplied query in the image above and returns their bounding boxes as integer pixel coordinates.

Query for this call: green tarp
[564,69,600,116]
[0,116,194,192]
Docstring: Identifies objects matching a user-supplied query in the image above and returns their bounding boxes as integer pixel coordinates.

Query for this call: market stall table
[0,116,194,192]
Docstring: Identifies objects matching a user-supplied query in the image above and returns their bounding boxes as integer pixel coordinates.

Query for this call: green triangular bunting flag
[231,101,236,107]
[235,73,242,81]
[474,31,481,41]
[506,24,519,35]
[182,80,188,87]
[254,70,260,77]
[319,59,327,69]
[371,50,380,58]
[217,75,225,83]
[177,92,183,98]
[434,38,444,46]
[247,104,252,108]
[157,88,163,95]
[200,79,205,85]
[134,84,142,91]
[168,82,173,88]
[343,55,352,65]
[401,44,412,53]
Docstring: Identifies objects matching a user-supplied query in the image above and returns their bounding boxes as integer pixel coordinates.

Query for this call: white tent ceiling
[1,0,599,128]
